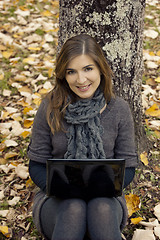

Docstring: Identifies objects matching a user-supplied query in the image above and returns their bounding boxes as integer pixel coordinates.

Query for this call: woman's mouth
[77,84,91,92]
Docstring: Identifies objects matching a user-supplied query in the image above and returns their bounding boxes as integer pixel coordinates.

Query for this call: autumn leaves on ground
[0,0,159,239]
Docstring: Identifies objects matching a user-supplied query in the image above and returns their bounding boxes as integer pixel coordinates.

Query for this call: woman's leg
[40,198,87,240]
[87,197,123,240]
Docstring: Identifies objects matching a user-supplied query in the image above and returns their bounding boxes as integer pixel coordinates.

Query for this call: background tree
[58,0,148,154]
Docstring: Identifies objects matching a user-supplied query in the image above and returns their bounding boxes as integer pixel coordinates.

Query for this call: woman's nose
[77,72,86,84]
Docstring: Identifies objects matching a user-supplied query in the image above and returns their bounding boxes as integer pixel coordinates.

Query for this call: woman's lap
[32,191,127,240]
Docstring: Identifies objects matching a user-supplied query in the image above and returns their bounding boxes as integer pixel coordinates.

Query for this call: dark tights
[40,197,123,240]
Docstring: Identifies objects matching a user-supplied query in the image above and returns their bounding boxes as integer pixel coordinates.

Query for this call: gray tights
[40,197,123,240]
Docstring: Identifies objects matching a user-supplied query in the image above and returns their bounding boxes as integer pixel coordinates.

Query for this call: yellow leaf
[140,152,148,165]
[131,217,143,224]
[0,143,6,151]
[2,51,13,59]
[23,57,35,64]
[12,116,23,122]
[19,6,29,11]
[21,131,30,139]
[52,28,59,32]
[155,77,160,83]
[149,51,155,56]
[26,178,34,188]
[125,193,140,217]
[48,68,53,78]
[0,225,10,238]
[145,104,160,117]
[0,45,6,50]
[23,119,33,128]
[154,130,160,138]
[4,152,18,160]
[33,98,41,106]
[28,46,41,51]
[23,106,33,114]
[39,88,48,94]
[51,0,59,8]
[1,111,10,120]
[157,50,160,56]
[42,10,52,17]
[0,73,4,80]
[19,86,31,93]
[17,100,29,107]
[0,158,7,165]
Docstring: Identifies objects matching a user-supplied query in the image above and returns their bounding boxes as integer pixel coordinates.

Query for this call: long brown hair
[47,34,114,133]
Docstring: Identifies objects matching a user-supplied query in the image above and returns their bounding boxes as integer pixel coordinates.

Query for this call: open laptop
[46,159,125,197]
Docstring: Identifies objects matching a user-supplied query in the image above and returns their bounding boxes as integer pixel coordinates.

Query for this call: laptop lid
[46,158,125,197]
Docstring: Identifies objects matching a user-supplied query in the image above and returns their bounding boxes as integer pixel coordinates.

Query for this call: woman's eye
[85,67,92,72]
[66,70,75,75]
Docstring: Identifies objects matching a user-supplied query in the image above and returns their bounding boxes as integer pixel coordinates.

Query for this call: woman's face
[65,55,101,99]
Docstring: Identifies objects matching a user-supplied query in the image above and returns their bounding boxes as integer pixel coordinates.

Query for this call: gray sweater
[28,96,138,168]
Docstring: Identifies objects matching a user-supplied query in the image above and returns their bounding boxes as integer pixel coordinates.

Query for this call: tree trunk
[58,0,148,154]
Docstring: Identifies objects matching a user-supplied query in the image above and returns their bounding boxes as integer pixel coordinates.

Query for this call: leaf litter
[0,0,159,239]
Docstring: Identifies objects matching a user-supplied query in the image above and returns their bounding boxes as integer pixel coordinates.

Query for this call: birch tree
[58,0,148,153]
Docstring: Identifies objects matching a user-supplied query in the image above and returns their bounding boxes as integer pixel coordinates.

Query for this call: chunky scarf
[64,89,106,159]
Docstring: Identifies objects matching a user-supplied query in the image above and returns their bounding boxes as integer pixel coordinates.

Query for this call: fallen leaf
[144,29,158,39]
[132,229,155,240]
[154,131,160,138]
[0,158,7,165]
[4,139,18,147]
[2,51,14,59]
[0,225,10,238]
[23,106,33,114]
[131,217,143,225]
[42,10,52,16]
[23,119,33,128]
[154,226,160,238]
[26,178,34,188]
[15,164,29,179]
[140,152,149,165]
[139,219,159,228]
[146,61,158,69]
[0,210,9,217]
[125,193,141,217]
[4,152,18,160]
[3,89,12,97]
[155,77,160,83]
[21,130,31,139]
[0,190,5,200]
[145,104,160,117]
[154,204,160,221]
[8,196,20,206]
[23,57,35,64]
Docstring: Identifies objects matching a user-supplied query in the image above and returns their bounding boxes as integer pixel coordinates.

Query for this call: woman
[28,34,138,240]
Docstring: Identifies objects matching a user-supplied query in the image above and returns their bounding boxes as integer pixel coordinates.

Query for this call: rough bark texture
[58,0,148,154]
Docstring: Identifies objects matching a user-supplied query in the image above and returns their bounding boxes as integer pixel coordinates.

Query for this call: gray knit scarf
[64,89,106,159]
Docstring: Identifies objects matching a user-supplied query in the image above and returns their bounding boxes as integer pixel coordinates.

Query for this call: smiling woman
[65,55,101,99]
[28,34,138,240]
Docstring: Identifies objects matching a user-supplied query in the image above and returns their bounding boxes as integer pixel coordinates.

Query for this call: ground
[0,0,159,239]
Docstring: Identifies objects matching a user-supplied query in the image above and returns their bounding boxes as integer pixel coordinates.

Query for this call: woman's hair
[46,34,114,133]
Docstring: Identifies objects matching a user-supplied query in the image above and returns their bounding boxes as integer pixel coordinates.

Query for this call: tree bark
[58,0,148,154]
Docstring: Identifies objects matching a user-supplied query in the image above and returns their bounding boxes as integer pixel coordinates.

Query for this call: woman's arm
[124,167,135,188]
[29,160,47,192]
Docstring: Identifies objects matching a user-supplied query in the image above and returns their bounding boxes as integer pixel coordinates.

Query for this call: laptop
[46,159,125,197]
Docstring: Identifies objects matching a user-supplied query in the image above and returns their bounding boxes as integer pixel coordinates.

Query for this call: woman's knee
[88,197,119,215]
[61,199,87,217]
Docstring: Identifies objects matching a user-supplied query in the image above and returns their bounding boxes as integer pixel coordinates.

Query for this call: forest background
[0,0,159,239]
